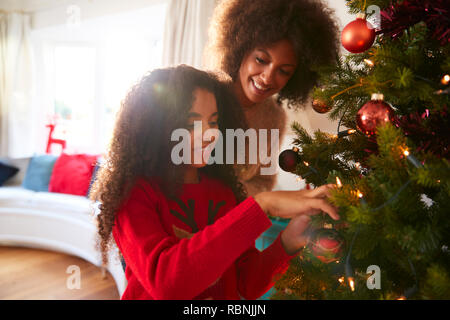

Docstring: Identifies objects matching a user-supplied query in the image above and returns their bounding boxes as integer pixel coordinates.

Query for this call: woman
[205,0,340,196]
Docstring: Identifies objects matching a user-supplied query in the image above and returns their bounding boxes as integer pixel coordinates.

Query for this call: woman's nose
[261,67,275,85]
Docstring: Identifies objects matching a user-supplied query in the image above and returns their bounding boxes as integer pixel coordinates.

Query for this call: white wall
[285,0,354,137]
[29,0,166,29]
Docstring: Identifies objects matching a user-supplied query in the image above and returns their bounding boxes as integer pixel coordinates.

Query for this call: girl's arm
[112,181,272,300]
[235,214,312,300]
[235,233,297,300]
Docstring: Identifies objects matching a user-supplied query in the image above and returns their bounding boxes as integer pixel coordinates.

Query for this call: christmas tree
[273,0,450,300]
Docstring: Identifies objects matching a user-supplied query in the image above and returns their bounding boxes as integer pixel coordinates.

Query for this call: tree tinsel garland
[394,107,450,159]
[379,0,450,45]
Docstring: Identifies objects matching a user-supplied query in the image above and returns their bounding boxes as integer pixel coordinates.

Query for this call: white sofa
[0,157,126,298]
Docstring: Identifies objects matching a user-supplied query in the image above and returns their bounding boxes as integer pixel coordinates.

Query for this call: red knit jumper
[112,173,296,300]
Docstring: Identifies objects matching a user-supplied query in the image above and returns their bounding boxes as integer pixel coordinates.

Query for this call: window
[102,33,164,149]
[33,3,167,154]
[52,45,96,151]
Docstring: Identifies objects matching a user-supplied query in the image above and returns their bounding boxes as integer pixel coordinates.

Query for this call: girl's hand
[253,184,339,221]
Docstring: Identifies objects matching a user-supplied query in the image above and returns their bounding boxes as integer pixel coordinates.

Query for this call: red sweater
[112,173,296,300]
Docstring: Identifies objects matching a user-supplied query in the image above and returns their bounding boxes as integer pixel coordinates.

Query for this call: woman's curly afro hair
[205,0,340,108]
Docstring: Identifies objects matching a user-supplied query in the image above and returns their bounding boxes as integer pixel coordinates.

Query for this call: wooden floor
[0,246,120,300]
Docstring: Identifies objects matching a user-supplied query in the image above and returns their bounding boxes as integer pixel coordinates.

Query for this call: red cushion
[49,153,99,196]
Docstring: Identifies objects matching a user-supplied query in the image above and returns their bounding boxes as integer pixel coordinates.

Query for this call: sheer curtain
[162,0,216,69]
[0,12,35,158]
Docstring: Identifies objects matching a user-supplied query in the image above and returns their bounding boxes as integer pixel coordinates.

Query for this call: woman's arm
[237,97,287,196]
[240,171,278,196]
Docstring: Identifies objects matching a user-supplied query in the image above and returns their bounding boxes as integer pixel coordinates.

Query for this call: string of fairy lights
[282,72,449,298]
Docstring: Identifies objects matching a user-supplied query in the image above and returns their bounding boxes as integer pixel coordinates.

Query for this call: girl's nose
[203,128,218,145]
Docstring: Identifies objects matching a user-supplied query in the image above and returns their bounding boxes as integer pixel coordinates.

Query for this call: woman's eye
[209,121,219,127]
[279,69,291,76]
[256,57,266,64]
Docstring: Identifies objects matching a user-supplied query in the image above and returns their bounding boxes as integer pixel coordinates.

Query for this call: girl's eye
[209,121,219,127]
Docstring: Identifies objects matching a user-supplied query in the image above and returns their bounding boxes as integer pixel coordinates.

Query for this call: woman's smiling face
[236,39,297,106]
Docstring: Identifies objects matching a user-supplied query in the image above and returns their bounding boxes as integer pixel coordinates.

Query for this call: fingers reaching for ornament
[304,184,336,199]
[253,189,340,221]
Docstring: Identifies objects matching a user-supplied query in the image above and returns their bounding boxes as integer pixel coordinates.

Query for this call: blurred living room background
[0,0,353,299]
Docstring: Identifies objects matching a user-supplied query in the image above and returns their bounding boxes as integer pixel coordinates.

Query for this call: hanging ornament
[312,98,332,114]
[356,93,395,136]
[307,228,344,264]
[279,147,301,172]
[341,13,376,54]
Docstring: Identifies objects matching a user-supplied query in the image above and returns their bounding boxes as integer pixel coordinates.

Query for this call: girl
[90,65,339,300]
[205,0,340,196]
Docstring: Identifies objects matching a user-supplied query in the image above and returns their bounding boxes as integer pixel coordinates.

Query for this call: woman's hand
[253,184,339,221]
[280,215,312,255]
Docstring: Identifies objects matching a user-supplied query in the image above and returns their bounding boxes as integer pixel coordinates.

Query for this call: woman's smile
[251,78,271,93]
[236,39,297,107]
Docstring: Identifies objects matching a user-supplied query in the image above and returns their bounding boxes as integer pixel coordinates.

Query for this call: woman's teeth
[252,79,269,91]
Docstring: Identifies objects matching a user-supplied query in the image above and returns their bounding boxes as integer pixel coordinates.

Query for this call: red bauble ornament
[341,14,376,54]
[308,228,344,264]
[356,93,395,136]
[312,98,332,114]
[279,147,301,172]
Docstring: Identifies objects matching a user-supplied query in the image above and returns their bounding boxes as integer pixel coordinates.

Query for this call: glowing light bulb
[336,177,343,188]
[303,161,310,167]
[338,277,345,284]
[338,129,357,138]
[356,190,367,206]
[441,74,450,85]
[348,278,355,291]
[364,59,374,67]
[402,147,422,168]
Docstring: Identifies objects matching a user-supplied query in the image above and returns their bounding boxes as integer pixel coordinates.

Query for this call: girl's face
[236,39,297,106]
[186,88,220,168]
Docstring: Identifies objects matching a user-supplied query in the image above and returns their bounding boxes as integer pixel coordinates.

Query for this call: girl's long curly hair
[89,65,248,266]
[204,0,340,108]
